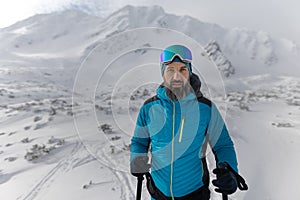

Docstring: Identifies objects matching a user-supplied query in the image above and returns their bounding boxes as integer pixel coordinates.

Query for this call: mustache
[171,80,183,84]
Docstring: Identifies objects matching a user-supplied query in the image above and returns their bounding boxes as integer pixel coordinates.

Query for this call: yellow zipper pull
[179,117,185,143]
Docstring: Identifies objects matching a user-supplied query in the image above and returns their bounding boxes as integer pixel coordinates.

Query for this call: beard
[164,79,192,100]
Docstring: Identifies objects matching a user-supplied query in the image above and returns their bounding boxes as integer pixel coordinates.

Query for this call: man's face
[163,62,190,89]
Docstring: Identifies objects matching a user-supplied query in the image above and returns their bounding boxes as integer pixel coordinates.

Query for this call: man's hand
[130,156,151,177]
[212,162,238,195]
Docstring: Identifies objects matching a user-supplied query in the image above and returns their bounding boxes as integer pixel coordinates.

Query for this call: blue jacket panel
[130,85,238,197]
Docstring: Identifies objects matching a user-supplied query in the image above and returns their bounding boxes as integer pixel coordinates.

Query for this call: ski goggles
[160,44,192,64]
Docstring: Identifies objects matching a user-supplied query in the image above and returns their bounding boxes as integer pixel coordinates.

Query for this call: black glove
[212,162,238,195]
[130,155,151,177]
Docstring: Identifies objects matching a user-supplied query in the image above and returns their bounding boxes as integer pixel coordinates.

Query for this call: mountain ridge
[0,5,299,77]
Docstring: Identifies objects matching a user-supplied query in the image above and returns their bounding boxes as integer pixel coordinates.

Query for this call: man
[130,45,247,199]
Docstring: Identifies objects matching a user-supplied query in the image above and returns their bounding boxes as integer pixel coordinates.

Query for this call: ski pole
[136,176,144,200]
[222,193,228,200]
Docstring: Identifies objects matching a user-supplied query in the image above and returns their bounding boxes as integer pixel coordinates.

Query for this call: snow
[0,5,300,200]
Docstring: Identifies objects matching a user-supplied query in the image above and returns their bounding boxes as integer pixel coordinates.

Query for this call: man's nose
[173,72,181,80]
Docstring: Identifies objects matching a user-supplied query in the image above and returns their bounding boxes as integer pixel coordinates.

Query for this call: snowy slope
[0,5,300,200]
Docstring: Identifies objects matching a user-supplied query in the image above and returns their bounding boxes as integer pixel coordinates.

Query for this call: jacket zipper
[170,101,175,200]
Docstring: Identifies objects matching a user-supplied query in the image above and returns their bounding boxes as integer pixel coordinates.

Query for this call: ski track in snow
[71,153,96,169]
[19,141,85,200]
[96,142,135,200]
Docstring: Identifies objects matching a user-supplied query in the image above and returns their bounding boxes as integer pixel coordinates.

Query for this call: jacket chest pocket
[176,117,207,145]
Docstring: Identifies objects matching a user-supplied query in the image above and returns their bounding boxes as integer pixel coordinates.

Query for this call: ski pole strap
[226,164,248,191]
[136,176,144,200]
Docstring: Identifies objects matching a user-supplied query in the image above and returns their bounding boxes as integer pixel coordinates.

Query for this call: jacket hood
[189,73,202,98]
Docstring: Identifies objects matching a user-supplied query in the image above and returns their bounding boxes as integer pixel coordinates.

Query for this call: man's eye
[180,68,187,72]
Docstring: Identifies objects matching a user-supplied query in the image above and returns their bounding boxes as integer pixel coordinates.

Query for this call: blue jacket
[130,74,238,198]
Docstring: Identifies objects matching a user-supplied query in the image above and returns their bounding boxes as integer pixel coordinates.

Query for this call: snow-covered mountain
[0,5,300,200]
[1,5,299,79]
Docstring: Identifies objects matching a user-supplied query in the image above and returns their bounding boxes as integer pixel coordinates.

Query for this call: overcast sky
[0,0,299,44]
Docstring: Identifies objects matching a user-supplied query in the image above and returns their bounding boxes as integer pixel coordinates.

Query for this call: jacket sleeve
[130,104,150,162]
[207,103,238,172]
